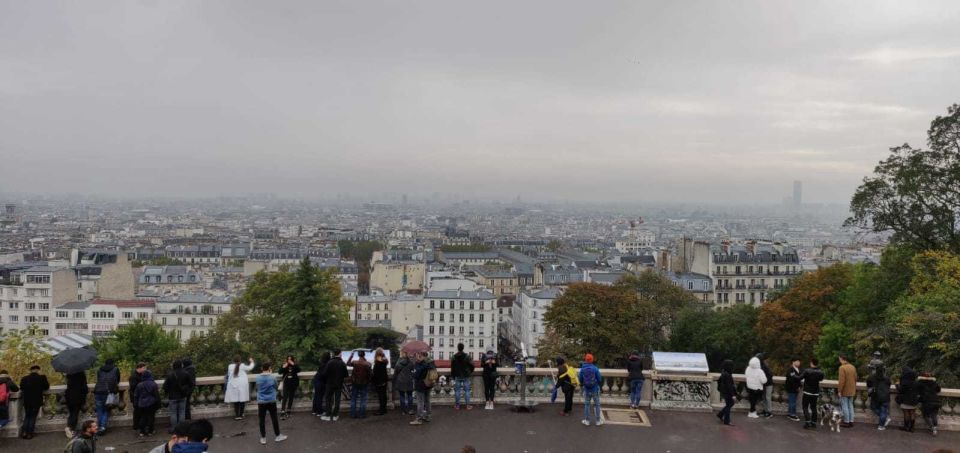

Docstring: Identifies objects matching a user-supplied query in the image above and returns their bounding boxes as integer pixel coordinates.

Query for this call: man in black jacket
[715,360,737,426]
[785,358,803,421]
[321,349,347,422]
[181,358,197,420]
[800,358,825,429]
[19,365,49,439]
[757,353,774,418]
[626,351,645,409]
[129,363,146,432]
[163,360,190,433]
[450,343,474,410]
[93,358,121,434]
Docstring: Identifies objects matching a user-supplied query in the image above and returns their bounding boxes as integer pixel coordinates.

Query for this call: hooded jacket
[800,366,825,396]
[93,362,120,395]
[129,369,145,404]
[626,354,644,381]
[866,368,891,404]
[0,373,19,419]
[164,365,191,400]
[758,357,774,388]
[393,357,416,392]
[450,351,474,379]
[413,357,437,392]
[717,360,737,398]
[896,367,919,406]
[744,357,767,391]
[324,357,348,388]
[18,371,48,411]
[134,371,160,409]
[481,354,498,377]
[171,441,208,453]
[182,359,197,393]
[916,376,942,410]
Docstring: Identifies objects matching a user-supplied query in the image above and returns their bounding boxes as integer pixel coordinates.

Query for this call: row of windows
[427,338,486,348]
[429,313,487,323]
[25,274,51,284]
[2,302,51,311]
[428,300,489,310]
[26,288,50,297]
[92,311,115,319]
[715,265,798,275]
[428,325,486,336]
[161,317,215,326]
[144,275,198,284]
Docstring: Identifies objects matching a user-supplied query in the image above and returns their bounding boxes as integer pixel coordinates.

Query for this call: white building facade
[424,289,497,361]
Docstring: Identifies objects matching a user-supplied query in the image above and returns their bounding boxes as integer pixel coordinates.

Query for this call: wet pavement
[3,405,957,453]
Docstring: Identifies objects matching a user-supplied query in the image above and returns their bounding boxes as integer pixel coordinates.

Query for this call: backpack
[581,366,599,390]
[351,362,371,386]
[424,368,439,388]
[0,382,8,405]
[64,437,82,453]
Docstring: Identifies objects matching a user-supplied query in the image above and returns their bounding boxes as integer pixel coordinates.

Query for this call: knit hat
[584,353,594,363]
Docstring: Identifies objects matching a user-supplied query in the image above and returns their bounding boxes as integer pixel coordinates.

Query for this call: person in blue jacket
[578,353,603,426]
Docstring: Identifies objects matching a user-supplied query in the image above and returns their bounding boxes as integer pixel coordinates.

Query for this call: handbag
[106,392,120,407]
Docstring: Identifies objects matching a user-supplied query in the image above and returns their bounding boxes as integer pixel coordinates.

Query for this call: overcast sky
[2,1,959,204]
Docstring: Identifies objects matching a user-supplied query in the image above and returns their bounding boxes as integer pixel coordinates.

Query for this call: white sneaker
[884,417,891,427]
[275,434,288,442]
[260,437,267,445]
[489,403,494,410]
[65,427,74,439]
[582,419,590,426]
[320,416,330,421]
[332,416,339,421]
[597,418,604,426]
[748,412,759,418]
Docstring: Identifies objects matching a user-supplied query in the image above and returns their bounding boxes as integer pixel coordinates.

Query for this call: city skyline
[2,1,959,203]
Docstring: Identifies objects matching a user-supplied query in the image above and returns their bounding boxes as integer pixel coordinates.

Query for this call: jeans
[258,402,280,438]
[483,375,497,402]
[454,378,471,406]
[325,385,342,417]
[233,401,246,418]
[312,381,326,414]
[718,394,734,424]
[168,398,186,430]
[94,393,110,431]
[802,394,819,424]
[921,406,939,428]
[398,391,414,413]
[629,379,644,407]
[416,390,431,420]
[787,392,798,417]
[22,407,40,434]
[840,396,855,423]
[872,401,889,426]
[350,384,368,417]
[583,388,601,424]
[762,385,773,414]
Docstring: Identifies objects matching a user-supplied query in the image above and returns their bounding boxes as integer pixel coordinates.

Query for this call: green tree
[92,319,180,377]
[846,103,960,254]
[0,325,61,383]
[361,327,403,361]
[670,304,759,372]
[175,329,247,377]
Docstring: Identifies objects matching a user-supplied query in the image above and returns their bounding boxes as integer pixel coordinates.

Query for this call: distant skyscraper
[792,181,802,207]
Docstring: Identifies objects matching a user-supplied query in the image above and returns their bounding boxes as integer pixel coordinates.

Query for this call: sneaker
[878,426,886,431]
[884,417,891,428]
[582,419,590,426]
[748,412,759,419]
[931,427,938,436]
[454,405,460,411]
[466,405,473,410]
[320,416,331,421]
[596,419,604,426]
[489,403,494,410]
[260,437,267,445]
[65,428,73,439]
[762,412,773,419]
[234,416,243,421]
[275,434,288,442]
[410,419,424,425]
[787,415,800,421]
[332,416,339,421]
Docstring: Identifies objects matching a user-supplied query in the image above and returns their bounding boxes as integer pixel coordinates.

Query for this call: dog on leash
[819,403,843,432]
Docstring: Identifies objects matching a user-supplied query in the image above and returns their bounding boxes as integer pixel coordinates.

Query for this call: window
[429,326,435,334]
[469,314,474,323]
[459,301,464,309]
[56,310,68,318]
[479,314,484,323]
[459,326,464,335]
[440,300,445,309]
[429,313,434,322]
[26,303,36,310]
[480,301,484,310]
[479,339,484,348]
[459,314,464,322]
[439,326,444,334]
[26,274,51,284]
[469,339,474,348]
[178,318,182,325]
[39,303,49,310]
[74,311,85,319]
[439,313,444,322]
[688,282,693,290]
[428,338,434,346]
[122,312,133,319]
[469,301,474,310]
[192,318,196,325]
[9,315,18,322]
[430,300,435,309]
[8,302,18,309]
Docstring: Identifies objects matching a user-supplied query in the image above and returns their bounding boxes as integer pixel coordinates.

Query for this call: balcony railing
[1,368,957,437]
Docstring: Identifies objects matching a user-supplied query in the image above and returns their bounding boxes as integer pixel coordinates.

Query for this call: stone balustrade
[2,368,956,437]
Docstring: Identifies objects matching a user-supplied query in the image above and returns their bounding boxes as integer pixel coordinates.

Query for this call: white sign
[652,351,709,375]
[341,349,391,368]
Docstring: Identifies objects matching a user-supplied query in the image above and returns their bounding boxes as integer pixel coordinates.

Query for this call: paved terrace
[2,405,958,453]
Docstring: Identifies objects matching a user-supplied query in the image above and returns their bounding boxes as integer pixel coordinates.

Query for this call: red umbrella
[401,340,431,354]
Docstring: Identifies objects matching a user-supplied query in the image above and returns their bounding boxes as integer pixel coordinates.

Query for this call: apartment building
[424,289,497,361]
[0,265,77,336]
[711,244,801,309]
[156,293,231,341]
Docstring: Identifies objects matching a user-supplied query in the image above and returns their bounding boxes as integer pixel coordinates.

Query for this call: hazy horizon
[3,1,959,203]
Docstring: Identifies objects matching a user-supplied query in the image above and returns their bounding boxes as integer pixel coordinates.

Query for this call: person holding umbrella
[65,371,88,438]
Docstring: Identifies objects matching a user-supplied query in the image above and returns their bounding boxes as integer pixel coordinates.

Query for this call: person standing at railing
[394,351,416,415]
[164,360,191,433]
[785,358,803,422]
[321,349,347,422]
[181,358,197,421]
[129,363,146,433]
[866,364,892,430]
[64,371,88,438]
[451,343,475,411]
[225,357,256,420]
[578,353,603,427]
[715,359,737,426]
[837,355,857,428]
[255,362,288,445]
[18,365,49,440]
[93,358,121,435]
[133,368,161,438]
[800,358,824,430]
[481,350,498,410]
[916,372,941,437]
[757,353,774,418]
[895,366,919,433]
[279,355,301,419]
[744,356,767,419]
[372,348,390,416]
[0,369,20,430]
[312,352,331,416]
[556,357,578,417]
[626,351,644,410]
[347,350,372,419]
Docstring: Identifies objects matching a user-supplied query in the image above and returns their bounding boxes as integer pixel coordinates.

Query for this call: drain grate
[600,409,651,427]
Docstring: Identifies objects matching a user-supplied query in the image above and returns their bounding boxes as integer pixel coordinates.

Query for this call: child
[256,363,288,445]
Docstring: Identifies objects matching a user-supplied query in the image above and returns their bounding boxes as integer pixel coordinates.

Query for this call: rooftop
[4,406,956,453]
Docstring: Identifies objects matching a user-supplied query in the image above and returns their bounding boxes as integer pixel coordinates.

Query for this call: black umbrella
[52,347,98,374]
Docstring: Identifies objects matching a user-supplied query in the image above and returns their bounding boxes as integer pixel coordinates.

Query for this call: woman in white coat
[225,356,255,420]
[744,356,768,419]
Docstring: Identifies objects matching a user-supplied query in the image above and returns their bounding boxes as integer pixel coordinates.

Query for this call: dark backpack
[351,361,371,386]
[136,381,159,409]
[581,367,599,390]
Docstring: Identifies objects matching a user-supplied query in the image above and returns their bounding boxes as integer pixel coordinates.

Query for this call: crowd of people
[716,352,943,436]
